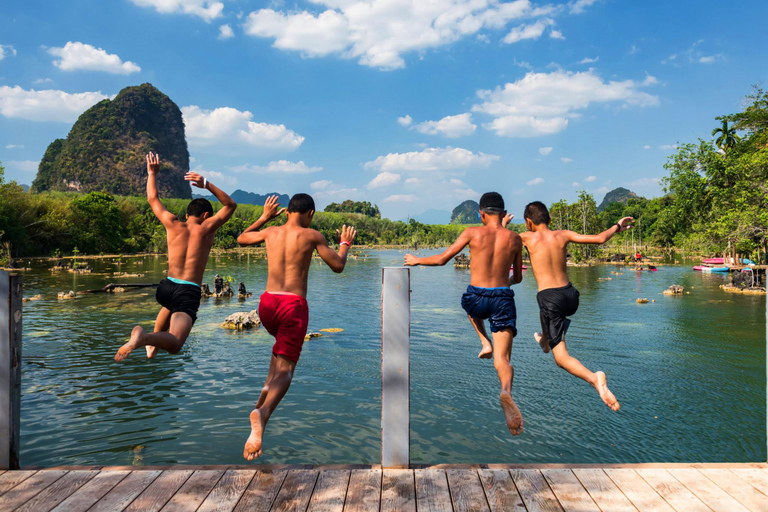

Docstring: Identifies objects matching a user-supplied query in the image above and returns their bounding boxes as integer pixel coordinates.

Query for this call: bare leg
[115,312,193,361]
[244,354,297,460]
[467,315,493,359]
[147,308,171,359]
[534,313,551,353]
[491,328,523,435]
[255,354,279,409]
[551,341,620,411]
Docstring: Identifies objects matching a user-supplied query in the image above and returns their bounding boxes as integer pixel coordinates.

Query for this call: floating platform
[0,464,766,511]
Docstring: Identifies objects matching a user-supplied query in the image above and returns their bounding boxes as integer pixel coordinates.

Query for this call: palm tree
[712,120,740,152]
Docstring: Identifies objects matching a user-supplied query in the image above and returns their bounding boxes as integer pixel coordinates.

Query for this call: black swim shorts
[536,283,580,349]
[461,285,517,335]
[156,279,201,323]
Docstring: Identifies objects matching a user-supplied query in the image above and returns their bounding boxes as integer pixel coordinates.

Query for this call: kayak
[702,266,730,273]
[703,257,724,264]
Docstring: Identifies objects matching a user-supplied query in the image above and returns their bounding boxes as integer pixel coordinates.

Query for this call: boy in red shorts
[237,193,356,460]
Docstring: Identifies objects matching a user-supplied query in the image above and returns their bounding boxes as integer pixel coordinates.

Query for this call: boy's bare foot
[594,371,620,411]
[534,332,550,353]
[478,342,493,359]
[500,391,524,435]
[146,346,158,359]
[243,409,265,461]
[115,326,144,362]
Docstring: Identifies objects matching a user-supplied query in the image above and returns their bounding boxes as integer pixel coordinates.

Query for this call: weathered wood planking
[477,469,527,512]
[635,468,711,512]
[0,470,68,510]
[270,470,319,512]
[48,470,129,512]
[571,468,637,512]
[381,468,416,512]
[509,469,564,512]
[232,470,287,512]
[123,469,194,512]
[603,469,676,512]
[197,469,255,512]
[0,469,37,495]
[87,470,162,512]
[446,469,490,512]
[698,468,768,511]
[541,469,600,512]
[667,468,751,512]
[343,469,381,512]
[14,470,98,512]
[160,469,225,512]
[414,469,452,512]
[307,469,351,512]
[730,468,768,496]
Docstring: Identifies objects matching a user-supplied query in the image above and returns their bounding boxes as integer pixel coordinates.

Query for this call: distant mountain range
[193,189,290,206]
[598,187,639,211]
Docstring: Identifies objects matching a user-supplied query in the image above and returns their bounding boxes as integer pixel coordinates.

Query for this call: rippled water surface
[18,250,766,466]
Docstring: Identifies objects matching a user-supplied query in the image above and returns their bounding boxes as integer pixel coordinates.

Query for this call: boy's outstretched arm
[404,229,471,266]
[237,195,285,246]
[145,152,178,227]
[566,216,634,245]
[184,172,237,230]
[315,225,356,273]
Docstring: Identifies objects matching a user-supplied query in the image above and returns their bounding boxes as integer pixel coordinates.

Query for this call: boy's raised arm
[315,224,356,273]
[566,216,634,245]
[404,229,472,266]
[237,195,285,246]
[509,238,523,285]
[145,152,178,227]
[184,172,237,230]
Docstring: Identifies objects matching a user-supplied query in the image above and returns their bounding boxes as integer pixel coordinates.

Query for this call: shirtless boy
[518,201,633,411]
[115,152,237,361]
[404,192,525,436]
[237,193,356,460]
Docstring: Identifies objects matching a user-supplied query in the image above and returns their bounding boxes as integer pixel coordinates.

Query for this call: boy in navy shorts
[405,192,525,436]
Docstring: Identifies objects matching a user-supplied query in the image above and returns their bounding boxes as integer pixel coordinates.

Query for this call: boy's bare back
[465,225,523,288]
[165,222,216,284]
[260,225,325,297]
[519,229,572,291]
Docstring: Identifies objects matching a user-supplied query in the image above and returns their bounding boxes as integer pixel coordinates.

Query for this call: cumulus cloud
[128,0,223,22]
[182,105,304,149]
[593,186,610,195]
[383,194,417,203]
[310,180,333,190]
[578,56,598,64]
[569,0,601,14]
[364,146,499,172]
[572,181,580,187]
[195,168,238,185]
[219,24,234,39]
[699,55,715,64]
[0,86,109,123]
[538,146,553,155]
[472,69,659,137]
[229,160,321,174]
[7,160,39,172]
[397,115,413,126]
[404,177,420,185]
[549,29,564,39]
[0,45,17,61]
[560,157,573,163]
[367,171,401,189]
[643,144,651,149]
[527,177,544,185]
[584,175,596,182]
[5,144,24,149]
[503,18,554,44]
[411,113,476,138]
[33,78,53,85]
[659,144,678,150]
[48,42,141,74]
[243,0,563,70]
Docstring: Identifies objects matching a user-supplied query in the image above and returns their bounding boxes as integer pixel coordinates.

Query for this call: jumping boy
[518,201,633,411]
[237,193,356,460]
[404,192,525,436]
[115,152,237,361]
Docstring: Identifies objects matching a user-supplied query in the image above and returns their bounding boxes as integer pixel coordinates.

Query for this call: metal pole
[0,270,22,470]
[381,267,410,468]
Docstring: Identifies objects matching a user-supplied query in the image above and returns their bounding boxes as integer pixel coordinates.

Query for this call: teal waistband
[168,276,201,287]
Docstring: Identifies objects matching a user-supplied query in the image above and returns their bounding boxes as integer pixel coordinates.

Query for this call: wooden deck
[0,464,765,511]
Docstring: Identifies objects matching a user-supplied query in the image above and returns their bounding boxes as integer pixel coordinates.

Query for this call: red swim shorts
[258,292,309,363]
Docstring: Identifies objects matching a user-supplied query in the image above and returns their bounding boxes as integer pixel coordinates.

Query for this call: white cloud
[367,171,401,189]
[699,55,715,64]
[584,175,596,182]
[572,181,580,187]
[32,78,53,85]
[48,42,141,74]
[642,73,659,86]
[383,194,417,203]
[243,0,561,70]
[527,177,544,185]
[310,180,332,190]
[503,18,553,44]
[5,144,24,149]
[404,177,420,185]
[538,146,553,155]
[659,144,677,150]
[314,184,360,199]
[473,69,659,137]
[643,144,651,150]
[364,146,499,172]
[560,157,573,163]
[229,160,321,174]
[593,186,610,195]
[181,105,304,149]
[578,56,598,64]
[549,29,564,39]
[128,0,223,22]
[195,168,238,186]
[219,24,234,39]
[0,45,17,61]
[629,45,639,54]
[397,115,413,126]
[569,0,601,14]
[0,86,109,123]
[411,113,476,138]
[7,160,38,172]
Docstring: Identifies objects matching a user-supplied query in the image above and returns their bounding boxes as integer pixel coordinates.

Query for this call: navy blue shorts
[461,285,517,335]
[156,279,201,323]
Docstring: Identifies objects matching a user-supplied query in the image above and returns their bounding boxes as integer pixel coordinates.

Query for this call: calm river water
[17,250,766,466]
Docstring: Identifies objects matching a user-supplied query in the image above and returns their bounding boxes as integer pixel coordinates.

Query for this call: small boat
[693,265,704,271]
[702,266,730,273]
[703,257,724,264]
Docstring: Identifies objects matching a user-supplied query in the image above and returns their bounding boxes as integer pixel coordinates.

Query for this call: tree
[69,192,124,254]
[712,119,740,152]
[324,200,381,218]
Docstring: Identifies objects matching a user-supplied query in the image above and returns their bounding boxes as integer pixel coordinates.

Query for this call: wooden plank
[478,469,526,512]
[542,469,601,512]
[123,470,194,512]
[15,470,98,512]
[668,468,750,512]
[635,468,711,512]
[698,468,768,511]
[87,470,162,512]
[232,471,287,512]
[730,468,768,495]
[381,267,410,468]
[509,469,564,512]
[604,469,676,512]
[415,469,452,512]
[49,470,129,512]
[343,469,381,512]
[160,469,224,512]
[197,470,255,512]
[447,469,490,512]
[269,470,319,512]
[572,468,637,512]
[0,469,37,495]
[0,272,22,470]
[381,468,415,512]
[0,470,68,511]
[307,470,351,512]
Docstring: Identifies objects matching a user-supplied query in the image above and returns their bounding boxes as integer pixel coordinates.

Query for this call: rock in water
[214,274,224,295]
[31,83,191,198]
[238,282,252,298]
[454,253,470,268]
[58,291,76,299]
[222,310,261,330]
[201,283,213,298]
[663,285,684,295]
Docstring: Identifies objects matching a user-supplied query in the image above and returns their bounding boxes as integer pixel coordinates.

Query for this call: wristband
[615,223,621,232]
[340,241,351,247]
[203,178,209,189]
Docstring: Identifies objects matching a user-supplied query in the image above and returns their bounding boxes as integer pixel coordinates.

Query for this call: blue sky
[1,0,766,220]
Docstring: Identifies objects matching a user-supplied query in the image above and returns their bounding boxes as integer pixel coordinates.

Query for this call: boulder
[663,285,684,295]
[222,310,261,330]
[304,332,323,341]
[58,290,76,299]
[22,295,43,302]
[454,253,470,268]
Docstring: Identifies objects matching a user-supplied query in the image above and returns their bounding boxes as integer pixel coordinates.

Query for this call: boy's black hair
[288,193,315,214]
[479,192,505,215]
[524,201,551,225]
[187,198,214,218]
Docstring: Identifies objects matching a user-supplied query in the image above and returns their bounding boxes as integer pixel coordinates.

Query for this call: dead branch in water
[77,283,159,294]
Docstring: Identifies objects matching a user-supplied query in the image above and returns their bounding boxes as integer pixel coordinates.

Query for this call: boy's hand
[617,216,635,232]
[146,152,160,175]
[404,254,420,266]
[184,172,207,188]
[261,195,286,220]
[336,224,357,245]
[502,213,514,227]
